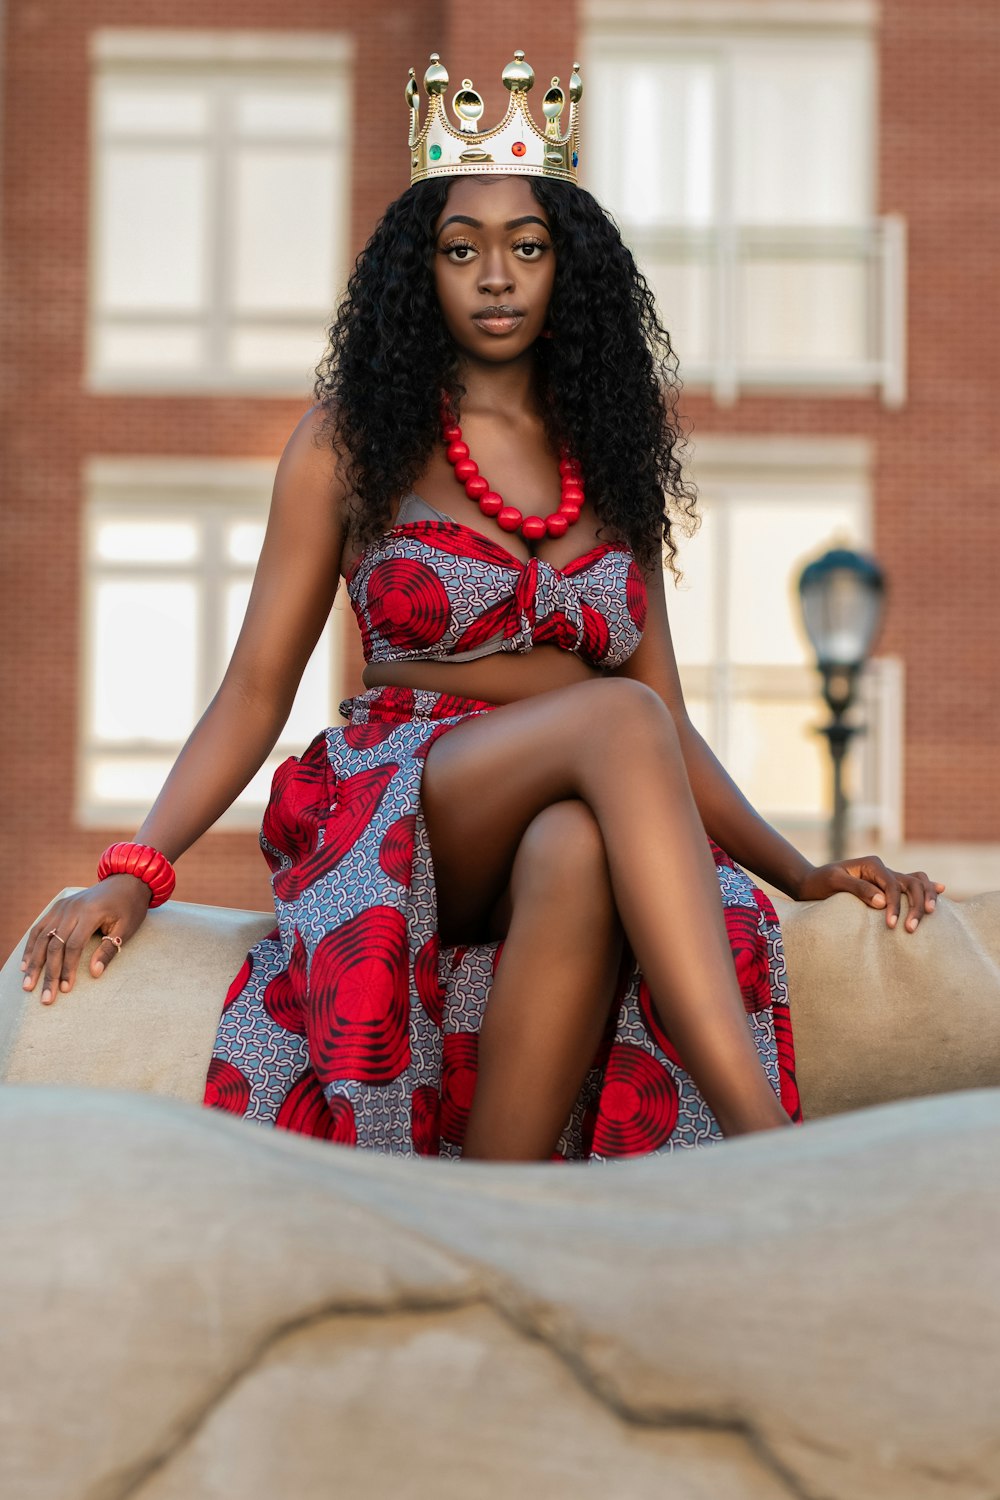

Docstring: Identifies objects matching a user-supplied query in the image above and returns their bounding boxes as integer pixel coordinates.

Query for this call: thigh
[485,797,616,942]
[421,676,671,942]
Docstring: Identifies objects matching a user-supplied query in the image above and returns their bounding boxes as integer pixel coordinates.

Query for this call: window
[80,458,342,828]
[666,438,902,849]
[584,1,905,404]
[88,30,351,393]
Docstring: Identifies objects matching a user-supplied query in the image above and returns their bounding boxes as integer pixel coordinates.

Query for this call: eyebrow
[437,214,551,235]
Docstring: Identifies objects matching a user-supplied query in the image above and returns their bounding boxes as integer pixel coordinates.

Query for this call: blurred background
[2,0,998,954]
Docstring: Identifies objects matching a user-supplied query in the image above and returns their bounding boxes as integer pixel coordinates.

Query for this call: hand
[794,856,946,933]
[20,875,153,1005]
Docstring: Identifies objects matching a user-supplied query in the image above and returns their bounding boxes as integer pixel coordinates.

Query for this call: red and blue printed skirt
[204,685,801,1157]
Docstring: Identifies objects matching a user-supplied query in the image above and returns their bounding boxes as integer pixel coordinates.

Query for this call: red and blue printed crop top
[345,493,647,670]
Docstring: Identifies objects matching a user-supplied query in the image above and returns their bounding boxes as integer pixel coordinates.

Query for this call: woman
[21,53,941,1161]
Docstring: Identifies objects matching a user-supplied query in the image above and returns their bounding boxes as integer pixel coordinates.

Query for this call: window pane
[99,84,209,136]
[726,696,850,819]
[93,580,199,741]
[225,582,333,743]
[732,45,871,224]
[640,254,714,367]
[739,259,870,367]
[227,520,266,564]
[726,492,866,666]
[235,88,341,138]
[98,148,207,311]
[590,55,716,226]
[95,519,199,563]
[228,325,328,375]
[89,756,176,805]
[232,149,337,311]
[681,694,711,740]
[664,506,716,667]
[94,324,204,372]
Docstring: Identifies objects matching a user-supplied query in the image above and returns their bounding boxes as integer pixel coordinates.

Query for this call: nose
[477,247,514,297]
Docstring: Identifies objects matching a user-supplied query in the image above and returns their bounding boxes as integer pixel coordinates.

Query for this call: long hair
[313,177,696,572]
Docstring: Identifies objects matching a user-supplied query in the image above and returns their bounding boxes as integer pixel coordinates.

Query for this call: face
[432,176,555,362]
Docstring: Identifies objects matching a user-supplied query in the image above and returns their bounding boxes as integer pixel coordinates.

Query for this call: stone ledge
[1,1086,998,1500]
[3,889,999,1118]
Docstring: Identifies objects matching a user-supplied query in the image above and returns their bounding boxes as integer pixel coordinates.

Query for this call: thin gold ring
[47,929,65,945]
[104,934,123,952]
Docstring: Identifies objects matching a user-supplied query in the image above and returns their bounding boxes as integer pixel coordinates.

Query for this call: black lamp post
[797,548,886,863]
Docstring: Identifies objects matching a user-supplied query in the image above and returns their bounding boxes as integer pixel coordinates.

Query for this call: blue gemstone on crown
[572,151,579,167]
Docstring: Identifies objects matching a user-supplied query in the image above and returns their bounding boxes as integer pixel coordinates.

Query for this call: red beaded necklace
[440,410,583,542]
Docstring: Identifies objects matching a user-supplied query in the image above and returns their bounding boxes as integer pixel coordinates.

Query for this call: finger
[904,874,939,929]
[91,926,125,977]
[20,917,49,972]
[873,867,903,928]
[843,877,887,910]
[60,923,96,992]
[23,913,68,992]
[39,922,78,1005]
[915,871,940,916]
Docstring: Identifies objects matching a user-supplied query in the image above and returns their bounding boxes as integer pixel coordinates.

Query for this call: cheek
[433,267,464,333]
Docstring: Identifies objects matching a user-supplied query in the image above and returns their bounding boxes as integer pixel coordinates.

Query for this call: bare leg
[423,677,789,1137]
[462,800,623,1162]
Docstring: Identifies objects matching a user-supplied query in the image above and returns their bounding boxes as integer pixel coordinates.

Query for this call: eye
[513,238,550,261]
[441,239,478,263]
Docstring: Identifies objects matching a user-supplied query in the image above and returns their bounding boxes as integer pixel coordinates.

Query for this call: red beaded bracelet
[97,842,176,907]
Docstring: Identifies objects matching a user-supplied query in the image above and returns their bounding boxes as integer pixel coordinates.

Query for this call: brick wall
[1,0,997,961]
[0,0,580,954]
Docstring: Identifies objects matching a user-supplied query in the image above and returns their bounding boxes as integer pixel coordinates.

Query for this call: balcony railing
[627,216,907,407]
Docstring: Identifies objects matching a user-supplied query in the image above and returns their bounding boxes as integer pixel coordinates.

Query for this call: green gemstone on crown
[429,143,442,161]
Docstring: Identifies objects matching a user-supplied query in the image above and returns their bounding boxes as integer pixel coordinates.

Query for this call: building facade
[2,0,998,956]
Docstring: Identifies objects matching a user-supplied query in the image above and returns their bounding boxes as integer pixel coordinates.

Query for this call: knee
[512,799,612,906]
[574,677,682,758]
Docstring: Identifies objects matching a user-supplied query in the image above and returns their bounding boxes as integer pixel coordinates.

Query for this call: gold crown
[407,50,582,186]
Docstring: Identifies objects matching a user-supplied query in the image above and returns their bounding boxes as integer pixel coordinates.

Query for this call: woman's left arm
[614,558,944,931]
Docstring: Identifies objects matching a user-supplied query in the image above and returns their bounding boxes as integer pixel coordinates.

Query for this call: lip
[472,307,525,335]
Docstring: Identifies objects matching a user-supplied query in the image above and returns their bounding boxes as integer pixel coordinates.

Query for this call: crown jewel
[407,50,582,186]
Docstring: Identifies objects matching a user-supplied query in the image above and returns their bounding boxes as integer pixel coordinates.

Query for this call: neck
[451,350,542,423]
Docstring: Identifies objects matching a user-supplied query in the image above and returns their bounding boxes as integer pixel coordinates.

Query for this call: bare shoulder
[274,403,349,517]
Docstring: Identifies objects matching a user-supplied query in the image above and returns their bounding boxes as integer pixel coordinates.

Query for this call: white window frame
[78,455,342,831]
[583,0,906,406]
[87,29,352,396]
[669,435,903,849]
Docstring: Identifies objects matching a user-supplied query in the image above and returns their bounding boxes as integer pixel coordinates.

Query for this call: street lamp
[797,547,886,863]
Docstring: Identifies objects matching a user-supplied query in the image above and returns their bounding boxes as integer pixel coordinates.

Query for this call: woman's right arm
[22,404,348,1002]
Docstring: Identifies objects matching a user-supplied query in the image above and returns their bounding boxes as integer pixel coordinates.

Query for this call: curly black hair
[313,177,697,573]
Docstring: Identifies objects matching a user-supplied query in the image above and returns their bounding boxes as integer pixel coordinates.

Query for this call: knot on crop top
[345,493,647,670]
